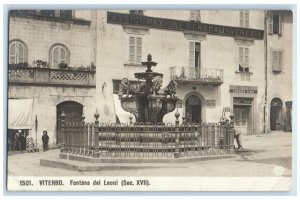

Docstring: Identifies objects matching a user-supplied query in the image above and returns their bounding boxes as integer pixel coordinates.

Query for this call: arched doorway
[185,95,202,124]
[56,101,83,144]
[270,98,283,131]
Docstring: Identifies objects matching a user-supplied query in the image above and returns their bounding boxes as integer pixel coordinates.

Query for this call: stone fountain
[118,54,179,124]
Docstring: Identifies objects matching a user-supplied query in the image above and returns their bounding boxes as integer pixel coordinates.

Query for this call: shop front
[233,97,253,134]
[8,98,33,151]
[230,85,257,134]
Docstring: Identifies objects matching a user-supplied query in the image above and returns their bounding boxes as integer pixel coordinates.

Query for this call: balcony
[170,66,223,86]
[8,66,96,87]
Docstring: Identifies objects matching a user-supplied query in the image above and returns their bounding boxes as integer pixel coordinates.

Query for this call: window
[268,12,283,35]
[129,10,144,15]
[50,44,69,68]
[240,10,249,28]
[128,36,142,65]
[189,42,201,78]
[190,10,201,21]
[238,46,250,72]
[9,40,28,64]
[272,50,283,72]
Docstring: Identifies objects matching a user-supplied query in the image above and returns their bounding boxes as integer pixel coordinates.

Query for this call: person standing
[234,129,243,150]
[42,130,49,152]
[13,130,24,153]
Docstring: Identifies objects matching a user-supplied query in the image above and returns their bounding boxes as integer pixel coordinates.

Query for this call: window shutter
[240,10,244,27]
[65,48,69,64]
[239,47,244,66]
[278,51,283,71]
[129,37,135,63]
[136,37,142,63]
[189,42,195,78]
[196,10,201,21]
[245,10,249,28]
[190,10,196,21]
[268,12,273,35]
[279,14,283,36]
[53,47,59,68]
[18,43,24,63]
[272,50,278,71]
[23,44,28,62]
[244,48,249,68]
[10,43,16,64]
[61,47,66,61]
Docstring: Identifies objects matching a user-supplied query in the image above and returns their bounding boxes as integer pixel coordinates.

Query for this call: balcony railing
[170,66,223,86]
[8,67,96,87]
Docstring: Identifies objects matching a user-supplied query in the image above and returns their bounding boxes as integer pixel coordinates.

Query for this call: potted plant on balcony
[34,60,47,68]
[58,61,68,70]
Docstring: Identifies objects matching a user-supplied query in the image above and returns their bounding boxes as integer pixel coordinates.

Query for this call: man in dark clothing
[234,129,243,150]
[42,130,49,152]
[13,130,24,153]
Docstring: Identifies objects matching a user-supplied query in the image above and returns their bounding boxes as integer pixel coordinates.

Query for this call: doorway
[233,97,253,134]
[270,98,283,131]
[234,108,249,134]
[56,101,83,144]
[185,95,202,124]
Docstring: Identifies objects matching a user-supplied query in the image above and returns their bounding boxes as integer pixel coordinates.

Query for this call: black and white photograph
[5,7,295,192]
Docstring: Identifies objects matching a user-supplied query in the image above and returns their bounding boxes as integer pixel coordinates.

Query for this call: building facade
[7,10,293,150]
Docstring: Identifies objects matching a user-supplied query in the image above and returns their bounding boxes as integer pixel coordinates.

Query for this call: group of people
[12,130,50,153]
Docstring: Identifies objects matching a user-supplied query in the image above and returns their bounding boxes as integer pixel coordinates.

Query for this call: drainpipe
[263,10,268,133]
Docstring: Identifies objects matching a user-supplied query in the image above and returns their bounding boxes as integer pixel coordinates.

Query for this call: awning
[113,94,136,124]
[8,98,33,129]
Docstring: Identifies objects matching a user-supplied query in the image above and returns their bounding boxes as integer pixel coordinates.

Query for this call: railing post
[174,109,180,158]
[129,115,133,126]
[229,114,235,153]
[60,110,66,153]
[80,113,85,155]
[93,109,100,158]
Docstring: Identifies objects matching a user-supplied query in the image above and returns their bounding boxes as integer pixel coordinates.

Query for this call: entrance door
[270,98,283,131]
[185,95,201,124]
[234,109,248,134]
[56,101,83,144]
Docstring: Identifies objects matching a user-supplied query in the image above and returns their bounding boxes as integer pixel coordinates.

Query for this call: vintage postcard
[6,8,293,192]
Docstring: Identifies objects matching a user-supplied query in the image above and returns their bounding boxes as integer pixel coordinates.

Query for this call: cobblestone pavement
[7,131,292,177]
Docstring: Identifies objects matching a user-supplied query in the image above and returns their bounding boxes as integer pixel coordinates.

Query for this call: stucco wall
[266,12,293,132]
[8,86,96,149]
[95,10,267,133]
[9,13,93,67]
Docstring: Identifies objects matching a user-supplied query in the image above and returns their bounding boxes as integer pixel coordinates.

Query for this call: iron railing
[170,66,223,86]
[60,113,235,158]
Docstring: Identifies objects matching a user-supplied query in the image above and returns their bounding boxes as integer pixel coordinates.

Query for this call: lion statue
[163,80,177,98]
[118,78,138,97]
[151,76,163,95]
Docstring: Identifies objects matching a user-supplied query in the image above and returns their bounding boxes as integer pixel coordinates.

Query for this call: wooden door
[234,109,248,134]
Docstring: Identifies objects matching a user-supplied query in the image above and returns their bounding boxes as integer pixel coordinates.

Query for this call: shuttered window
[240,10,249,28]
[189,42,195,77]
[188,42,201,78]
[50,45,69,68]
[268,12,283,35]
[238,47,250,72]
[9,41,28,64]
[190,10,201,21]
[128,36,142,64]
[272,50,283,72]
